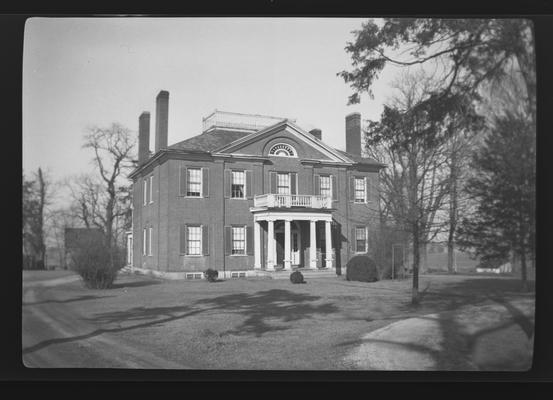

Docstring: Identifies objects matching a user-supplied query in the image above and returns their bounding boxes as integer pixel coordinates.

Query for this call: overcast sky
[23,17,398,189]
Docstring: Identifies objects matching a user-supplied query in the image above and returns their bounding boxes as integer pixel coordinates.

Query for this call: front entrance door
[291,231,300,266]
[275,232,284,267]
[274,227,301,268]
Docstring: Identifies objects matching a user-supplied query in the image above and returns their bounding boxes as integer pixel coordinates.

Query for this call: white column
[310,220,317,269]
[284,219,292,270]
[325,220,333,269]
[254,220,261,269]
[267,219,275,271]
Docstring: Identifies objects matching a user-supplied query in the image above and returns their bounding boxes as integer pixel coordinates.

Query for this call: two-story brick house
[128,90,384,279]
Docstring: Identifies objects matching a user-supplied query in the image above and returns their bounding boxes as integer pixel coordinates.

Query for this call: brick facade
[129,93,384,275]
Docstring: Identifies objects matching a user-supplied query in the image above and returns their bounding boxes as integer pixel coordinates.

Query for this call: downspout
[345,166,350,266]
[222,160,226,278]
[157,166,161,271]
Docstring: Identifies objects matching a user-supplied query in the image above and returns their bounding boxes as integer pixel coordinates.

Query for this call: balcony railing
[254,194,332,209]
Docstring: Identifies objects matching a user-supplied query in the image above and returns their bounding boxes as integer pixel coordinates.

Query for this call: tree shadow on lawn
[110,279,163,289]
[337,277,535,370]
[194,289,340,337]
[22,304,203,355]
[23,288,338,355]
[23,294,117,306]
[338,300,534,370]
[401,277,535,316]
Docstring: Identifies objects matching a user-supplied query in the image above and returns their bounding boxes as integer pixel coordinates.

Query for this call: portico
[252,210,334,271]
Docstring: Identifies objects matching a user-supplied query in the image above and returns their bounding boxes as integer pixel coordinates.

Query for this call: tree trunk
[420,242,428,274]
[37,168,46,270]
[447,195,457,274]
[447,144,460,274]
[520,249,528,292]
[412,224,420,305]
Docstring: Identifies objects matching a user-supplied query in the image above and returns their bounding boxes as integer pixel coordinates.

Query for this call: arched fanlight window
[269,143,296,157]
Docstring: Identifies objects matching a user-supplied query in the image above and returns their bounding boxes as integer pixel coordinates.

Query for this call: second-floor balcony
[254,194,332,209]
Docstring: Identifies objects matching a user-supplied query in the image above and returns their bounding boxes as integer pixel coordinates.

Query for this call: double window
[231,171,245,199]
[187,168,202,197]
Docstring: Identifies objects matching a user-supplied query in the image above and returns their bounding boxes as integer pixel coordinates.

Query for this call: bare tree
[22,167,52,269]
[364,70,460,304]
[65,173,104,230]
[47,207,78,269]
[81,123,136,248]
[443,128,478,273]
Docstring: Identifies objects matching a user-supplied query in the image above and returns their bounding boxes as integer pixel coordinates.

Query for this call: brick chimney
[155,90,169,152]
[345,112,361,156]
[138,111,150,166]
[309,128,322,141]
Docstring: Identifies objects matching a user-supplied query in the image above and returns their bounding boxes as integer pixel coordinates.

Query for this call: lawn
[22,271,535,370]
[22,269,76,283]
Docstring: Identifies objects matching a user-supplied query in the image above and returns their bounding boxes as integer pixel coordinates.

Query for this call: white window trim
[354,176,367,204]
[268,143,297,158]
[354,226,369,254]
[319,175,332,198]
[142,228,147,255]
[148,227,153,256]
[149,175,154,204]
[230,225,248,257]
[185,167,204,198]
[186,225,203,256]
[231,170,247,200]
[277,172,295,195]
[143,179,147,206]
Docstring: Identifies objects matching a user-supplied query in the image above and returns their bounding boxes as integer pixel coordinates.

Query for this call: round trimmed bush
[71,239,124,289]
[290,270,305,284]
[204,268,219,282]
[346,255,379,282]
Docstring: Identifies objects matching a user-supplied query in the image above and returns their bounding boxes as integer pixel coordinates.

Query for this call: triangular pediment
[213,120,352,163]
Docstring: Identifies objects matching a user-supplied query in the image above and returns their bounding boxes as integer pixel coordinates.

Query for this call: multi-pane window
[187,226,202,255]
[354,177,366,203]
[148,227,153,256]
[320,175,331,197]
[143,179,148,205]
[149,175,153,203]
[277,173,290,195]
[143,228,147,255]
[355,227,367,253]
[231,171,245,198]
[187,168,202,197]
[231,226,246,255]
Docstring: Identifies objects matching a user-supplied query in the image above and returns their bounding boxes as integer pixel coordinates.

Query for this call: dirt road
[22,274,187,369]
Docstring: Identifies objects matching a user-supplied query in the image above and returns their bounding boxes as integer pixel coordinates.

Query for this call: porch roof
[251,209,333,222]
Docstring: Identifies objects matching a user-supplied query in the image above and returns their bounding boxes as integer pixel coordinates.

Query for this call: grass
[22,271,535,370]
[22,269,76,282]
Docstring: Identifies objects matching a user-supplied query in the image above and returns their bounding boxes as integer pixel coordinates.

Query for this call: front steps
[254,268,339,280]
[123,265,339,280]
